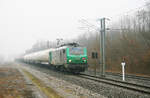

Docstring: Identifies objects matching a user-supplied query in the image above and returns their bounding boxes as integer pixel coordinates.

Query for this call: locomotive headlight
[84,60,86,62]
[69,60,72,62]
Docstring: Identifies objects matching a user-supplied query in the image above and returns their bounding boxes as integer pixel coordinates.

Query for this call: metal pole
[100,18,106,77]
[100,19,103,76]
[102,18,106,77]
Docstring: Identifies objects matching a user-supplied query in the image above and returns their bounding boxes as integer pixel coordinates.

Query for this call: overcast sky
[0,0,145,60]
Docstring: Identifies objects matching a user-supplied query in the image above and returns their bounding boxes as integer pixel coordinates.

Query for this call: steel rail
[79,73,150,95]
[106,72,150,81]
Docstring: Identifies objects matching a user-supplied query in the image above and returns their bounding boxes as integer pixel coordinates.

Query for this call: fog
[0,0,145,61]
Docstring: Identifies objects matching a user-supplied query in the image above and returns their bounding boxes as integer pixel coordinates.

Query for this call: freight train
[23,43,88,73]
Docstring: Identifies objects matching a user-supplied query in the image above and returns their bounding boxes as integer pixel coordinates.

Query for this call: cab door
[49,52,52,64]
[59,50,63,64]
[62,49,66,64]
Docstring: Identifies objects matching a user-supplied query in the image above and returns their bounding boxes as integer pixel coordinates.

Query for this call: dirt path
[0,67,33,98]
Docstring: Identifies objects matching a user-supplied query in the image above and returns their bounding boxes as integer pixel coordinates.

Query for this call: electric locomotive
[23,43,88,73]
[49,43,88,72]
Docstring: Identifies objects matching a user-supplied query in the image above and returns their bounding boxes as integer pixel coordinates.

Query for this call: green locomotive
[49,43,88,72]
[23,43,88,73]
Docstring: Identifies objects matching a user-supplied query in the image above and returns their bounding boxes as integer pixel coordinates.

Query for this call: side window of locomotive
[63,49,65,54]
[60,51,62,56]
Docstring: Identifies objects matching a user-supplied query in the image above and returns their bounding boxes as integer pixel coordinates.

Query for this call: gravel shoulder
[0,64,33,98]
[0,63,63,98]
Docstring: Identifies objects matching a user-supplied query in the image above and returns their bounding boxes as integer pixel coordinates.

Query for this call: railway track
[79,73,150,95]
[106,72,150,81]
[20,62,150,95]
[18,62,150,97]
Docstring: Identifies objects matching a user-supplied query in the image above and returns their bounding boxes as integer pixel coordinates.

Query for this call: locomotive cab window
[69,47,84,55]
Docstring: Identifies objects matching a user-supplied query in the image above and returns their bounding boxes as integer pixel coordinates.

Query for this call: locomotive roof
[58,42,79,47]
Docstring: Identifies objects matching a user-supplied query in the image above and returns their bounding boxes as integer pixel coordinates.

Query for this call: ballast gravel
[20,64,105,98]
[18,62,150,98]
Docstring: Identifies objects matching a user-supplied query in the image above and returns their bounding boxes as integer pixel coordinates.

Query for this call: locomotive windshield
[69,47,84,55]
